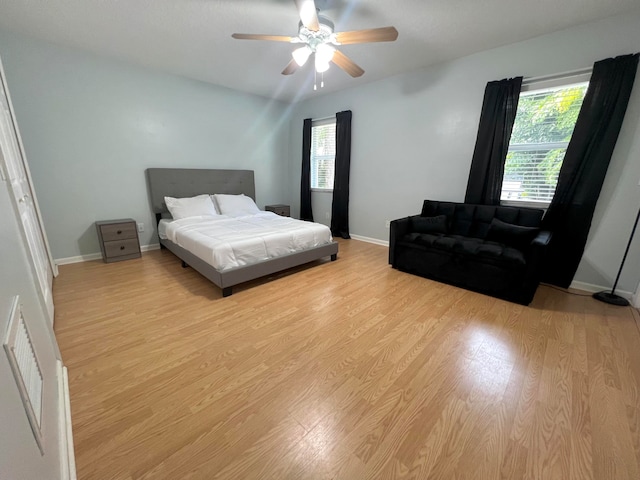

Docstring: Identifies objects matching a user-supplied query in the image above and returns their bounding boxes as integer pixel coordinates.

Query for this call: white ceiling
[0,0,638,103]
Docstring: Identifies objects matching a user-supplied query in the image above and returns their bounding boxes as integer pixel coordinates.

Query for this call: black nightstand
[265,204,291,217]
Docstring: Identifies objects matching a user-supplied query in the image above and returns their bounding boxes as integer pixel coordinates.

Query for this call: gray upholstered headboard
[146,168,256,214]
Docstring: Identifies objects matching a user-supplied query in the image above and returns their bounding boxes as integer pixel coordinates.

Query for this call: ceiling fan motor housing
[297,15,337,50]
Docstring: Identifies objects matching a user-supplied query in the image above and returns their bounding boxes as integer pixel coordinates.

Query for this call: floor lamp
[593,204,640,306]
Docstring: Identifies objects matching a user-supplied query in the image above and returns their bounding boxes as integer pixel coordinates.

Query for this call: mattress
[158,218,171,240]
[162,212,333,271]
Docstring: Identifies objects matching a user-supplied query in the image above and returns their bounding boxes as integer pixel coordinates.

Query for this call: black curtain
[300,118,313,221]
[331,110,352,239]
[542,53,639,287]
[465,77,523,205]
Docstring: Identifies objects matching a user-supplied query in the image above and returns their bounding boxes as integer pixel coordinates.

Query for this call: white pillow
[213,194,260,217]
[164,194,218,219]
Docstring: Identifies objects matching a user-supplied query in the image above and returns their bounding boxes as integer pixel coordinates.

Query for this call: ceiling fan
[231,0,398,81]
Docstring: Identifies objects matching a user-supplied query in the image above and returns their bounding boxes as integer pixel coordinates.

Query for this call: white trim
[57,361,76,480]
[0,57,57,277]
[569,280,634,300]
[350,234,389,247]
[632,282,640,308]
[522,69,592,91]
[501,199,550,210]
[311,116,335,126]
[55,243,160,265]
[55,253,102,265]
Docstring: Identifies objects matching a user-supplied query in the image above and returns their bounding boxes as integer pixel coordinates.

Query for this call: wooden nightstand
[95,219,141,263]
[265,204,291,217]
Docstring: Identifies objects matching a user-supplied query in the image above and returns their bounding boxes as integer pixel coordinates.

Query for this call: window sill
[501,199,550,210]
[311,188,333,193]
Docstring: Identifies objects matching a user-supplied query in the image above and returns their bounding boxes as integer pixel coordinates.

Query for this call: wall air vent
[3,296,44,454]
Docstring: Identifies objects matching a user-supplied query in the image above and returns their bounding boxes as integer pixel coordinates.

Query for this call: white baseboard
[350,234,389,247]
[57,361,76,480]
[55,252,102,265]
[569,280,634,300]
[55,244,161,266]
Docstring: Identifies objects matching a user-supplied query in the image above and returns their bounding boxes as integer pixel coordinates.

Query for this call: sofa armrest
[527,230,552,268]
[389,215,418,265]
[531,230,551,255]
[531,230,552,248]
[518,230,552,303]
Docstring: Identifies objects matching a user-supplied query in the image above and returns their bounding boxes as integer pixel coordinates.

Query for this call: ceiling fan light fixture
[315,43,335,65]
[292,46,312,66]
[232,0,398,83]
[315,58,330,73]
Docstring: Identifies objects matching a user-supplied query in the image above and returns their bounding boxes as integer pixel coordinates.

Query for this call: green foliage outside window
[503,84,588,202]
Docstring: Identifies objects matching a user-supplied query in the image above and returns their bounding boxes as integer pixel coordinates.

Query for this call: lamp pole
[593,204,640,306]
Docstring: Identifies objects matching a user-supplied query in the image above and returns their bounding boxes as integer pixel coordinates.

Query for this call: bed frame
[146,168,338,297]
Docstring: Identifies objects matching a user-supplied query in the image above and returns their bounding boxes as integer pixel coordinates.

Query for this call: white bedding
[162,212,333,271]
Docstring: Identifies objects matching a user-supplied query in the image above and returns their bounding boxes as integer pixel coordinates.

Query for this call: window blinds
[311,121,336,190]
[502,82,588,204]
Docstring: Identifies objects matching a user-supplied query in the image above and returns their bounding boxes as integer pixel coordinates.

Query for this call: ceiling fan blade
[232,33,294,42]
[294,0,320,32]
[332,50,364,78]
[334,26,398,45]
[282,59,299,75]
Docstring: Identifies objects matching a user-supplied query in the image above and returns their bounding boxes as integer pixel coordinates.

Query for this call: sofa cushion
[400,233,526,267]
[420,200,544,239]
[411,215,448,234]
[486,218,540,249]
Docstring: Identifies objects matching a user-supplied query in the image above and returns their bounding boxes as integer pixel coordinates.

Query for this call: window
[501,77,589,206]
[311,118,336,190]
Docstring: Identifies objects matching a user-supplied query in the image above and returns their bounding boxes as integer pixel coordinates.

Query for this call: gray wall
[0,31,292,260]
[1,13,639,294]
[288,12,640,294]
[0,173,63,477]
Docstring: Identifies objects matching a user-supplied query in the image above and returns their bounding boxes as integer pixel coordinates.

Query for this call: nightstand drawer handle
[120,246,125,250]
[117,230,122,234]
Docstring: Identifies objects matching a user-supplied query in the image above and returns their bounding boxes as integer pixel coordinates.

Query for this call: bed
[146,168,338,297]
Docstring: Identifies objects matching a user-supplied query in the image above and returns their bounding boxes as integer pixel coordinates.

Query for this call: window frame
[310,117,336,192]
[500,70,591,209]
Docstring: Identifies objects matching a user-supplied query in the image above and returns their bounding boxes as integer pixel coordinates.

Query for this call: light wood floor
[53,239,640,480]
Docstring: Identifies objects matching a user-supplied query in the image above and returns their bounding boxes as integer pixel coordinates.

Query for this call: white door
[0,59,55,323]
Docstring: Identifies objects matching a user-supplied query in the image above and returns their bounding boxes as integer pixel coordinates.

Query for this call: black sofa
[389,200,552,305]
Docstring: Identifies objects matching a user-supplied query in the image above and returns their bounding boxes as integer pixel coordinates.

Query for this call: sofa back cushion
[486,218,540,249]
[420,200,543,239]
[411,214,448,234]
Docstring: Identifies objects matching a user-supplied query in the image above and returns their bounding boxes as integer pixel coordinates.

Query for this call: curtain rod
[523,67,592,85]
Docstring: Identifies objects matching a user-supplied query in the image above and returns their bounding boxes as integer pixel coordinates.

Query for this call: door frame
[0,57,57,278]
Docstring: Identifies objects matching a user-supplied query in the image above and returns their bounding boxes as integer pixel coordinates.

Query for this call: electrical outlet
[137,222,144,233]
[385,220,391,228]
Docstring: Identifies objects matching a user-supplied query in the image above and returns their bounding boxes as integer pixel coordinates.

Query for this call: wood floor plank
[53,239,640,479]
